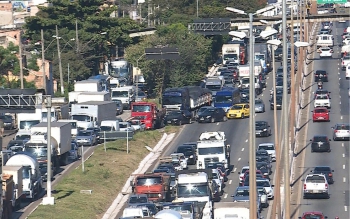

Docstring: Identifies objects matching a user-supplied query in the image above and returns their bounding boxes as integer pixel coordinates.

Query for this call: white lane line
[342,143,344,147]
[241,148,244,152]
[343,177,346,183]
[224,194,228,199]
[238,158,241,161]
[245,139,248,143]
[216,122,219,125]
[229,180,232,185]
[341,116,343,119]
[340,102,342,105]
[343,164,346,169]
[343,153,345,158]
[345,206,348,212]
[233,168,237,173]
[261,94,264,97]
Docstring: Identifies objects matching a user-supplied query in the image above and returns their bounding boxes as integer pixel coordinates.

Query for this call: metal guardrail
[99,131,134,141]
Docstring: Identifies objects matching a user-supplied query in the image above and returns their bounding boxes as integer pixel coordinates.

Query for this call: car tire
[188,118,192,124]
[223,116,228,122]
[241,114,244,119]
[179,121,182,126]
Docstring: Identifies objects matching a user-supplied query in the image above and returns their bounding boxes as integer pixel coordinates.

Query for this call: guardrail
[99,131,134,141]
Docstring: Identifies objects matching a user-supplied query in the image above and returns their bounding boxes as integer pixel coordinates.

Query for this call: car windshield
[129,196,148,204]
[255,100,262,104]
[257,188,266,195]
[19,120,40,130]
[164,204,193,213]
[235,189,249,196]
[316,95,328,100]
[15,135,30,140]
[203,109,215,113]
[336,124,350,130]
[231,105,243,110]
[132,105,151,112]
[258,144,274,150]
[78,131,91,137]
[136,177,162,186]
[212,172,219,178]
[111,91,128,97]
[314,167,331,172]
[314,108,327,113]
[215,95,233,103]
[72,115,91,122]
[256,121,267,127]
[306,175,325,183]
[168,111,182,116]
[313,136,327,142]
[257,163,268,170]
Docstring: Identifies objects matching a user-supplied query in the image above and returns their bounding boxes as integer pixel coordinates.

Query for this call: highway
[291,21,350,219]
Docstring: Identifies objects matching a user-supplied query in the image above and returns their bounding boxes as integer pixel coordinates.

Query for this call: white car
[128,119,145,132]
[256,178,274,199]
[170,153,188,169]
[238,166,249,182]
[318,47,333,58]
[346,64,350,79]
[314,94,331,108]
[257,143,276,161]
[119,122,135,132]
[303,174,329,199]
[212,169,223,194]
[257,187,268,208]
[343,37,350,45]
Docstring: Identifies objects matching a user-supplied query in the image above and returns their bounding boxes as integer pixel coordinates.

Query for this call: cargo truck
[213,202,261,219]
[131,102,166,129]
[2,166,24,209]
[110,86,135,109]
[24,122,72,180]
[222,41,247,65]
[70,101,116,129]
[213,87,241,112]
[58,119,79,137]
[41,97,69,122]
[204,76,225,96]
[74,79,104,92]
[5,153,43,200]
[77,92,111,103]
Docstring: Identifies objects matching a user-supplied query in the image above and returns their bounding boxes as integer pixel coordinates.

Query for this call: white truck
[204,76,225,96]
[41,97,69,122]
[214,202,260,219]
[222,44,240,64]
[5,153,43,200]
[71,101,116,129]
[68,91,82,103]
[2,165,24,209]
[196,131,230,169]
[17,107,42,131]
[24,122,72,180]
[155,209,182,219]
[110,86,135,109]
[303,174,329,199]
[316,35,334,48]
[341,44,350,56]
[77,92,111,103]
[238,64,261,78]
[74,79,103,92]
[58,119,79,137]
[175,169,214,219]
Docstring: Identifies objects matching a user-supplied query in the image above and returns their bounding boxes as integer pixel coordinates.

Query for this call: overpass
[188,13,350,35]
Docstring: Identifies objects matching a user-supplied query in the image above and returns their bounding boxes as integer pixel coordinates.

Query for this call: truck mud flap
[98,131,134,141]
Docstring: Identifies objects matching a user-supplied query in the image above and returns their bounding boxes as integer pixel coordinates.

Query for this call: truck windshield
[112,91,128,97]
[162,96,182,105]
[177,184,209,197]
[25,146,48,158]
[100,126,113,131]
[19,120,40,130]
[72,115,91,122]
[42,112,55,118]
[205,85,221,91]
[165,204,193,213]
[198,147,224,155]
[136,177,162,186]
[215,95,232,103]
[15,135,30,140]
[132,105,151,112]
[255,54,265,60]
[223,54,238,60]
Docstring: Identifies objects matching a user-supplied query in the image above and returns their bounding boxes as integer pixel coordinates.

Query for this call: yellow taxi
[226,103,250,119]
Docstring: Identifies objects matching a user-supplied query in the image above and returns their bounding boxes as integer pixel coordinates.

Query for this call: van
[346,64,350,79]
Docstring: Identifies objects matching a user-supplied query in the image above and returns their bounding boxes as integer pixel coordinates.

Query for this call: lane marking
[342,143,344,147]
[343,153,345,158]
[343,164,346,169]
[233,168,237,173]
[224,194,228,199]
[229,180,232,185]
[340,102,342,105]
[216,122,219,125]
[261,94,264,96]
[238,157,241,161]
[343,177,346,183]
[341,116,343,120]
[241,148,244,152]
[245,139,248,143]
[345,206,348,212]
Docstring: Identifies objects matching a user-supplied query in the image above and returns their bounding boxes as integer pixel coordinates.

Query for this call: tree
[0,43,20,78]
[125,23,211,96]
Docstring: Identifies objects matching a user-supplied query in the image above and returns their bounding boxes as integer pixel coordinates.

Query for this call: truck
[130,173,171,203]
[238,64,261,78]
[131,102,166,129]
[214,202,261,219]
[68,91,82,103]
[316,34,334,48]
[5,153,43,200]
[70,101,116,129]
[58,119,79,137]
[41,97,69,122]
[77,92,111,103]
[213,87,241,112]
[196,132,230,169]
[17,107,42,132]
[2,166,24,210]
[254,43,271,74]
[174,169,214,219]
[88,75,110,92]
[161,86,212,116]
[74,79,104,92]
[222,42,247,65]
[204,76,225,96]
[24,122,72,180]
[110,86,135,109]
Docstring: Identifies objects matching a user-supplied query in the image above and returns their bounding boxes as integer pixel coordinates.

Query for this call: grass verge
[29,126,181,219]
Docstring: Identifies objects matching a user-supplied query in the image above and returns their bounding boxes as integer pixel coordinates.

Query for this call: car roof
[258,143,274,146]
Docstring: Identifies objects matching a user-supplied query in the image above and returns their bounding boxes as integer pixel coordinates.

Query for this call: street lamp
[226,6,275,219]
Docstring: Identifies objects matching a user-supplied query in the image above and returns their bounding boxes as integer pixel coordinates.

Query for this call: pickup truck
[303,174,329,199]
[316,35,334,48]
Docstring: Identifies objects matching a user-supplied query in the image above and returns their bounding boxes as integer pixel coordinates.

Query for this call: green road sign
[317,0,347,4]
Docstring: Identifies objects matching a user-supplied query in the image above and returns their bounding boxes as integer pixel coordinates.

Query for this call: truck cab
[316,34,334,48]
[131,102,165,130]
[111,86,135,109]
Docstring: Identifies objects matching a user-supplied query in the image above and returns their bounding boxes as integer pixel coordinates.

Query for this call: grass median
[29,126,180,219]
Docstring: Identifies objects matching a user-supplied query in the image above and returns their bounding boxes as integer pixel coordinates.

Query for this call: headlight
[264,173,268,176]
[206,116,211,118]
[263,128,267,131]
[158,194,162,197]
[190,155,193,158]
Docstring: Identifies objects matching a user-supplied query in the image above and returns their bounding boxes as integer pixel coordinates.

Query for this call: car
[75,130,97,146]
[314,89,330,99]
[256,161,272,176]
[162,202,195,219]
[136,203,158,216]
[303,174,329,199]
[197,107,227,123]
[314,94,331,108]
[176,144,196,165]
[256,149,269,158]
[341,55,350,70]
[241,170,265,185]
[6,140,25,153]
[212,169,223,194]
[87,127,101,143]
[257,143,276,161]
[0,114,15,130]
[270,94,283,110]
[311,166,334,184]
[226,103,250,119]
[256,178,274,199]
[238,166,250,182]
[255,121,271,137]
[119,122,135,132]
[232,186,261,211]
[135,91,147,102]
[317,46,333,58]
[256,155,272,165]
[332,123,350,140]
[170,153,188,169]
[256,187,268,208]
[127,194,149,207]
[343,37,350,45]
[153,168,171,174]
[314,70,328,82]
[270,87,283,96]
[207,162,228,182]
[164,110,192,125]
[255,99,265,113]
[298,211,328,219]
[69,141,79,161]
[312,107,330,122]
[196,106,214,120]
[113,99,124,115]
[310,135,331,152]
[128,119,146,132]
[157,163,175,173]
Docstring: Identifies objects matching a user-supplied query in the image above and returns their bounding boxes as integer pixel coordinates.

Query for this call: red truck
[130,102,166,129]
[130,173,171,202]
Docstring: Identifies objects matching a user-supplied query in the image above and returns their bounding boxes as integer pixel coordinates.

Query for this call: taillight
[304,184,306,190]
[343,61,345,65]
[328,173,332,177]
[325,184,328,189]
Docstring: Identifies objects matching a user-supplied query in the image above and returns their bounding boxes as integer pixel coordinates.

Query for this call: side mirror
[310,170,313,172]
[324,216,328,219]
[231,195,234,197]
[130,180,134,187]
[271,184,274,187]
[268,125,271,127]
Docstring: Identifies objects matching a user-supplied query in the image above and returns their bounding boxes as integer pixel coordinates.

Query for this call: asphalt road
[294,21,350,219]
[1,111,131,219]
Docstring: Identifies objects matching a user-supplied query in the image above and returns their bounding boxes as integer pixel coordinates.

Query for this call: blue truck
[213,87,241,112]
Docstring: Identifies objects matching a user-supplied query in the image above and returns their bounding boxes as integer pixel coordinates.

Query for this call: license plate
[167,121,172,124]
[318,117,324,119]
[313,190,320,193]
[200,118,204,120]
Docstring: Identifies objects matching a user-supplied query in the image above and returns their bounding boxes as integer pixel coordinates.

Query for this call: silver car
[113,99,124,115]
[255,99,265,113]
[332,123,350,141]
[75,130,96,146]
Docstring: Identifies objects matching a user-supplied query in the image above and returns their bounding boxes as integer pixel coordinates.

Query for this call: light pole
[196,0,199,17]
[135,53,146,102]
[226,6,276,219]
[18,31,24,89]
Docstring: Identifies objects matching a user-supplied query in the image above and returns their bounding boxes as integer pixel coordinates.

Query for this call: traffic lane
[298,52,349,218]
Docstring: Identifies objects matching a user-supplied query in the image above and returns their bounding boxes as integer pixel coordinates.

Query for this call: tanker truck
[5,152,43,200]
[154,209,182,219]
[23,122,72,181]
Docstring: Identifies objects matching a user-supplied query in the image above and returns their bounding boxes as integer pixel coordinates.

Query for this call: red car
[312,107,330,122]
[240,169,263,182]
[298,211,328,219]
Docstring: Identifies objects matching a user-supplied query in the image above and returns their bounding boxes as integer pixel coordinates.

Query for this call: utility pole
[56,25,64,94]
[290,5,296,154]
[41,29,47,94]
[75,19,79,54]
[147,0,151,27]
[19,31,24,89]
[196,0,199,17]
